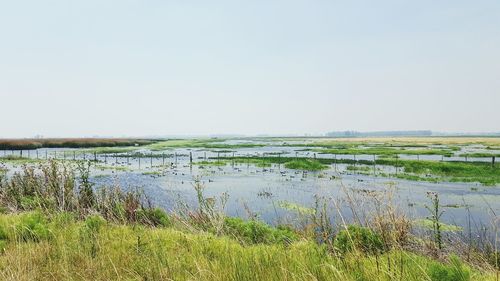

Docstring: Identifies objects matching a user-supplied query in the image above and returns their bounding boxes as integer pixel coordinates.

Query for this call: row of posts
[0,149,497,168]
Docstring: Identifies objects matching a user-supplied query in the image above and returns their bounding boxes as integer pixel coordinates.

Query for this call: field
[0,137,500,280]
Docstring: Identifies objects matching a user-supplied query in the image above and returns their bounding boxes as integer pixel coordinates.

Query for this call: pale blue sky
[1,1,499,137]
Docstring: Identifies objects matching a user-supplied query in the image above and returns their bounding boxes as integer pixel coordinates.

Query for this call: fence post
[190,152,193,165]
[493,156,496,168]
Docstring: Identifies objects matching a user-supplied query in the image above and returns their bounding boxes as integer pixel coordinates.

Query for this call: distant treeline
[0,138,158,150]
[326,130,433,137]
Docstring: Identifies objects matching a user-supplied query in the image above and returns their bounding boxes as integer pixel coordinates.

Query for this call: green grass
[194,160,229,166]
[0,212,494,281]
[284,159,327,171]
[459,153,500,158]
[0,155,40,164]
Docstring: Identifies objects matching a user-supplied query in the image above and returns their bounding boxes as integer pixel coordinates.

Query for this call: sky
[0,0,499,138]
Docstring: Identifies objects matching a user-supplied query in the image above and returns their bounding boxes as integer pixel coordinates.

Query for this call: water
[1,142,499,234]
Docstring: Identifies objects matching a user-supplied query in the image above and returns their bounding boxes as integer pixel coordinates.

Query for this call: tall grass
[0,138,157,150]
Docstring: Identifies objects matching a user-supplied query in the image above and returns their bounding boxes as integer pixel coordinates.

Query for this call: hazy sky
[1,0,499,137]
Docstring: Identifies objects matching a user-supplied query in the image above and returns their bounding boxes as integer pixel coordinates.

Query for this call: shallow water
[1,143,499,234]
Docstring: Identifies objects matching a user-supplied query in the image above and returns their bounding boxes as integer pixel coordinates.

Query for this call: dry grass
[0,138,157,150]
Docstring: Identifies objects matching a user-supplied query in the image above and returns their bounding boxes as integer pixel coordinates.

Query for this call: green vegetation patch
[284,159,327,171]
[414,219,462,232]
[223,217,296,245]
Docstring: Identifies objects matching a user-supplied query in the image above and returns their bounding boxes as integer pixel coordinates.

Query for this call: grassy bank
[0,212,494,281]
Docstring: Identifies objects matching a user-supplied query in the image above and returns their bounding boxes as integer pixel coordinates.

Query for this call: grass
[284,159,327,171]
[0,155,40,164]
[194,160,228,166]
[216,155,500,184]
[0,138,157,150]
[460,153,500,158]
[0,212,495,281]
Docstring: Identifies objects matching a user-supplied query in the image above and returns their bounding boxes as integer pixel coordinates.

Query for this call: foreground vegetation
[0,161,498,280]
[0,212,493,281]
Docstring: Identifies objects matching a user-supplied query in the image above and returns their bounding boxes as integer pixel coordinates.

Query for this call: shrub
[223,217,296,245]
[334,225,384,255]
[84,215,106,233]
[16,212,51,242]
[137,208,171,227]
[428,255,470,281]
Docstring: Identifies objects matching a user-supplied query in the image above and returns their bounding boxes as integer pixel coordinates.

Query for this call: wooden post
[493,156,496,168]
[54,151,57,159]
[83,153,86,160]
[150,152,153,167]
[162,153,165,166]
[175,152,177,165]
[20,150,23,157]
[45,150,48,160]
[94,152,97,162]
[138,157,141,169]
[204,152,207,160]
[73,151,76,160]
[314,153,316,159]
[63,151,65,160]
[189,152,193,165]
[116,154,118,164]
[104,154,107,163]
[127,154,130,164]
[36,150,39,159]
